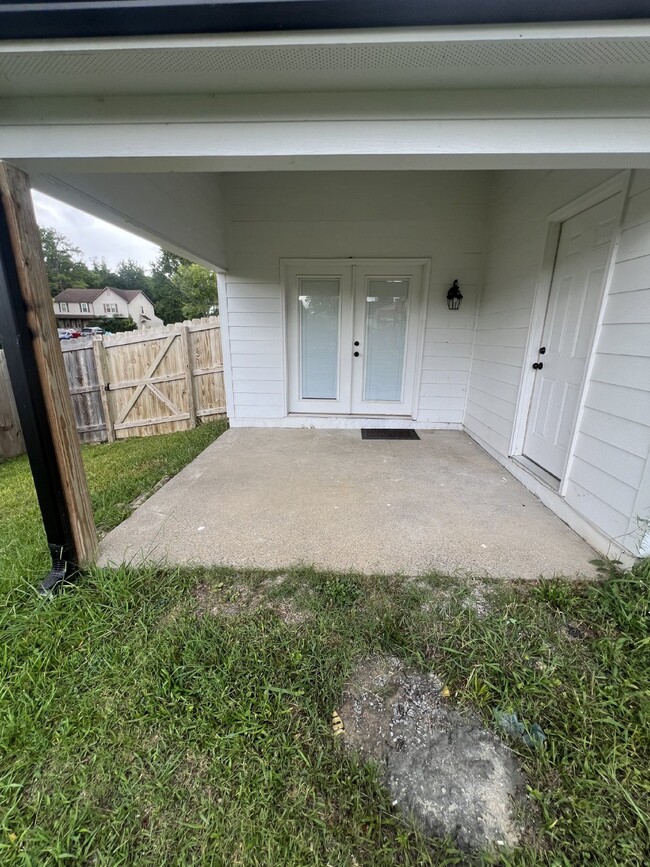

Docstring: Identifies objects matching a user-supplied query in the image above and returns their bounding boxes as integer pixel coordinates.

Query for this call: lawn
[0,420,227,593]
[0,424,648,865]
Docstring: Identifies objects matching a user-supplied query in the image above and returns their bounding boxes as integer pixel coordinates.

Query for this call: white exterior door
[523,194,621,479]
[285,259,426,417]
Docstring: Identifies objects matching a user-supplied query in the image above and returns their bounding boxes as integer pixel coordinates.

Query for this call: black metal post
[0,196,77,592]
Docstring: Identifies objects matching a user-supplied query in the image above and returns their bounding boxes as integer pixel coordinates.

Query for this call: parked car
[67,328,82,338]
[81,326,104,336]
[57,328,72,340]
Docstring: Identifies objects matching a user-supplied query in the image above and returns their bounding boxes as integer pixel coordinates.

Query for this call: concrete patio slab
[99,428,597,580]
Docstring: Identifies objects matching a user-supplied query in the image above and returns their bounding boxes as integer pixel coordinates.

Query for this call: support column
[0,162,96,591]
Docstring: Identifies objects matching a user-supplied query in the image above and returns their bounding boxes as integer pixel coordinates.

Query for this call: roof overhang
[1,1,648,41]
[3,22,650,95]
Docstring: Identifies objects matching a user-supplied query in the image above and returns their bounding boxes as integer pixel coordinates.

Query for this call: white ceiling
[2,29,650,96]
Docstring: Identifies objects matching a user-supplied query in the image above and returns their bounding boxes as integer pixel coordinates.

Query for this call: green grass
[0,420,227,592]
[0,426,648,865]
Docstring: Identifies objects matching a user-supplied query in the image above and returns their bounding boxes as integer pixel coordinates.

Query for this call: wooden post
[0,162,97,580]
[92,337,115,443]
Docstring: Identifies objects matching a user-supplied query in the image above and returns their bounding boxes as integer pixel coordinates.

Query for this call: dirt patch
[191,576,310,625]
[339,656,527,853]
[461,582,493,618]
[415,578,494,619]
[563,620,601,641]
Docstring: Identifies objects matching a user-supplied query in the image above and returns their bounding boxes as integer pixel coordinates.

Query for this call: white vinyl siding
[222,171,491,425]
[565,170,650,554]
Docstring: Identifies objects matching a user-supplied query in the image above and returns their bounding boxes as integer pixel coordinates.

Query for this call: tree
[171,263,218,320]
[87,258,117,289]
[148,251,189,324]
[152,250,190,281]
[111,259,153,293]
[39,227,95,295]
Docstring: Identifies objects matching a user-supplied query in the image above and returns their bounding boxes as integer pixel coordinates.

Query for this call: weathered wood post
[0,162,97,591]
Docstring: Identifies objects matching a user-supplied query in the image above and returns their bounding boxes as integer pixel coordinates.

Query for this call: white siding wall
[566,171,650,555]
[126,295,161,326]
[466,169,650,556]
[98,288,130,317]
[222,171,491,426]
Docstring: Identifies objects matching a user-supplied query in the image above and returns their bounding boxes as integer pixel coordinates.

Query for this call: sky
[32,190,161,271]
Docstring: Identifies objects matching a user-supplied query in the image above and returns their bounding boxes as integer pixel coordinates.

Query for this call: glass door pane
[299,278,340,400]
[363,278,409,402]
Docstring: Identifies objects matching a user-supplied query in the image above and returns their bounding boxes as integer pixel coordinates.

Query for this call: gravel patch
[339,656,527,853]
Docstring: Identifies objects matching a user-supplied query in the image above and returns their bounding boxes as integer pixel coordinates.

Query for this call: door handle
[532,362,544,370]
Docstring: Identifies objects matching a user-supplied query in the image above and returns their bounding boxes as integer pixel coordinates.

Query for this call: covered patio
[99,428,596,580]
[1,11,649,587]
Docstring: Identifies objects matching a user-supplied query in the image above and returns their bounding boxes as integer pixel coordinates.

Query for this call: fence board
[189,316,226,419]
[0,349,25,459]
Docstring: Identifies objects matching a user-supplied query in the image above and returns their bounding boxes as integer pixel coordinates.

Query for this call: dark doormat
[361,429,420,440]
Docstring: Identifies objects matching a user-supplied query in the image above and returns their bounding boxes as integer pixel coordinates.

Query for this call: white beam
[3,117,650,171]
[2,89,650,122]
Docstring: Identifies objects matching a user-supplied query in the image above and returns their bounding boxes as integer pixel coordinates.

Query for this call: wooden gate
[103,324,196,439]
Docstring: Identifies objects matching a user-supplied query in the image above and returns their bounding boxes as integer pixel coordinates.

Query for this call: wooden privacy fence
[0,316,226,459]
[0,349,25,458]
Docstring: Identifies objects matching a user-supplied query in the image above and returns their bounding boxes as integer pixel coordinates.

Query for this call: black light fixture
[446,279,463,311]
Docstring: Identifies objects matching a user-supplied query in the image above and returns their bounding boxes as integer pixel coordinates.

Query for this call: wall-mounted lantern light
[446,279,463,311]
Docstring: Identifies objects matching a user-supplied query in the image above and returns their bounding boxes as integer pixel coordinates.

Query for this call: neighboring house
[53,287,163,329]
[1,1,650,562]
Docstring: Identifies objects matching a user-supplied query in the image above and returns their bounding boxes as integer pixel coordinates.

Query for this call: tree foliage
[170,262,219,320]
[148,251,190,324]
[40,228,94,295]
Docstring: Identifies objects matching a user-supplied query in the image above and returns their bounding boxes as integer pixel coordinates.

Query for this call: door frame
[509,171,630,494]
[281,257,430,419]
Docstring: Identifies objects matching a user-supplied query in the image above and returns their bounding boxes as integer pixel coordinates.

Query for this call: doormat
[361,429,420,440]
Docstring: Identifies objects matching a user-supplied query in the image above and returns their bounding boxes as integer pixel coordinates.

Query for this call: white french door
[285,259,426,416]
[523,194,621,479]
